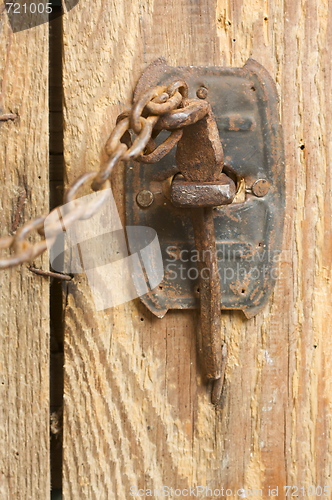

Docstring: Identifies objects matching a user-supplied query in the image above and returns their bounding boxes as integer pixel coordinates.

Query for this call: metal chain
[0,79,209,270]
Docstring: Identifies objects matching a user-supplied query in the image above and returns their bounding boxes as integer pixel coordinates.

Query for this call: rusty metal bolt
[196,86,208,99]
[136,189,154,208]
[252,179,270,197]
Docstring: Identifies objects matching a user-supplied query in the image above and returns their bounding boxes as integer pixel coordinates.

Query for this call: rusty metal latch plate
[126,58,285,319]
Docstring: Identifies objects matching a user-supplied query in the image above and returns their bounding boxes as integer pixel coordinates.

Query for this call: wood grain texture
[0,6,50,499]
[62,0,332,498]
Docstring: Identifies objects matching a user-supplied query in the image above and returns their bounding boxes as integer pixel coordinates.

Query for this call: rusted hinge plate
[126,57,285,319]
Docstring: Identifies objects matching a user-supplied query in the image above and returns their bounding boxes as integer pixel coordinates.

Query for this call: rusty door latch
[126,57,285,404]
[173,105,236,403]
[0,55,284,406]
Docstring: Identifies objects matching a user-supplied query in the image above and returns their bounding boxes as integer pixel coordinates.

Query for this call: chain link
[0,79,209,270]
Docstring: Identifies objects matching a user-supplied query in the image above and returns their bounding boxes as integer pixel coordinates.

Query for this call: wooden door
[1,0,332,499]
[62,0,332,497]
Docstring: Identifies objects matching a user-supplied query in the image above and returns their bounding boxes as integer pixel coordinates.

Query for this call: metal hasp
[126,57,285,403]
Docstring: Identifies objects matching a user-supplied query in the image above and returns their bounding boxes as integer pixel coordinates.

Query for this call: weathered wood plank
[0,7,50,500]
[62,0,332,497]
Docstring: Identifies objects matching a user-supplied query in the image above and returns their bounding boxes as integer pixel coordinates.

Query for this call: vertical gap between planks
[49,4,64,499]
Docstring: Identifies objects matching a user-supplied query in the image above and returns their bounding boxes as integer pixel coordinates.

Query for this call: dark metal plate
[126,58,285,319]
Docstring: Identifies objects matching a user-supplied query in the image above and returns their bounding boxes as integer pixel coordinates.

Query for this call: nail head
[252,179,270,197]
[196,86,208,99]
[136,189,154,208]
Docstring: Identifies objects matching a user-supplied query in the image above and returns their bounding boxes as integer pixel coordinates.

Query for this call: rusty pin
[175,102,235,404]
[0,113,18,122]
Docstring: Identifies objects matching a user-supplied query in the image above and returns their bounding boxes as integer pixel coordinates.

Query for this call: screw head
[196,86,208,99]
[252,179,270,197]
[136,189,154,208]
